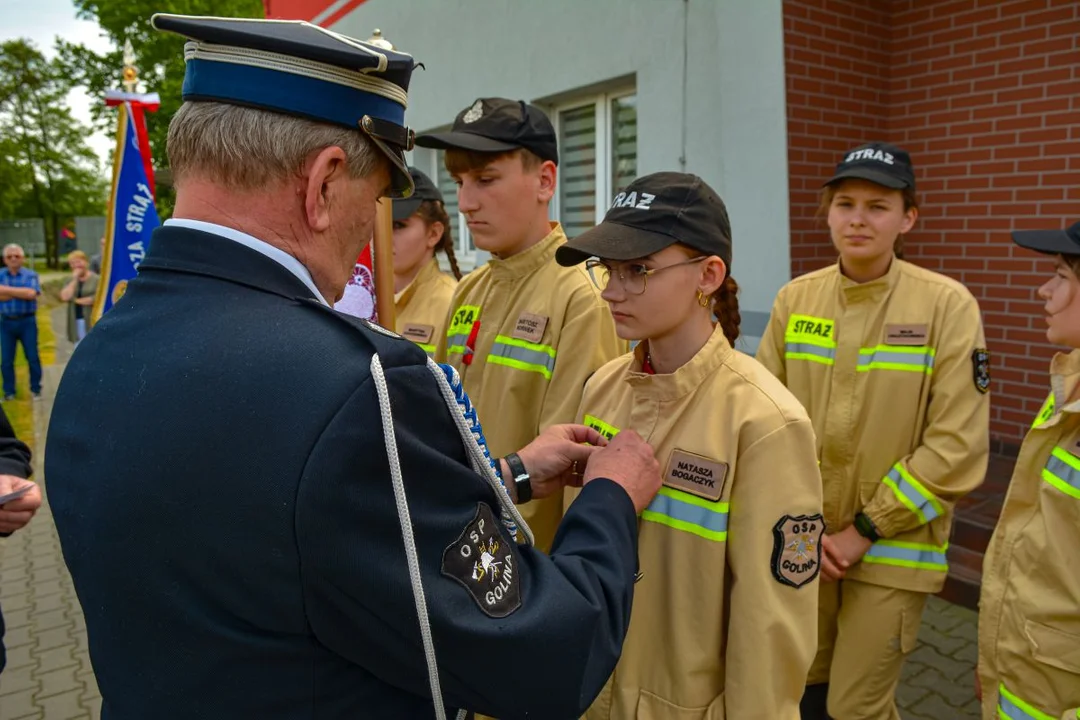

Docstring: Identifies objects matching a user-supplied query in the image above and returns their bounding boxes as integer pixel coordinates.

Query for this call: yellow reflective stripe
[883,463,945,524]
[1042,448,1080,500]
[857,345,936,374]
[1032,392,1055,428]
[863,539,949,571]
[642,486,729,542]
[447,344,466,356]
[784,351,836,366]
[416,343,435,355]
[583,414,620,441]
[998,683,1056,720]
[493,334,556,358]
[487,355,552,380]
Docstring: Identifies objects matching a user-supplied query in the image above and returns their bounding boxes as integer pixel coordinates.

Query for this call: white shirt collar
[164,218,330,306]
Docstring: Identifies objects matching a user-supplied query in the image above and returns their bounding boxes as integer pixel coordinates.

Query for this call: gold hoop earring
[696,290,710,308]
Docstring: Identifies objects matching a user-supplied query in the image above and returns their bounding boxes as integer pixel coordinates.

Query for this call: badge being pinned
[972,348,991,394]
[771,514,824,588]
[442,503,521,618]
[462,99,484,124]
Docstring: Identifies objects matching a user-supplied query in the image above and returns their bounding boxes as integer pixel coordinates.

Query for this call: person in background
[59,250,99,345]
[0,402,42,675]
[392,166,461,355]
[420,98,624,554]
[975,220,1080,720]
[757,142,990,720]
[560,172,823,719]
[0,244,42,401]
[90,236,105,275]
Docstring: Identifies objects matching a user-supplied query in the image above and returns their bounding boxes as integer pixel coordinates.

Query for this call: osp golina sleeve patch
[442,503,522,618]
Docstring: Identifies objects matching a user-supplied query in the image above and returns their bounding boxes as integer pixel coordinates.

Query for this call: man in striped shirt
[0,245,42,400]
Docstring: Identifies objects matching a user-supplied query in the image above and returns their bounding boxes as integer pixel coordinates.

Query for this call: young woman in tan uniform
[976,222,1080,720]
[558,172,824,720]
[757,143,991,720]
[392,166,461,354]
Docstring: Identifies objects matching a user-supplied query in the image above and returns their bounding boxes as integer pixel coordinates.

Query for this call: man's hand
[820,525,872,582]
[514,424,607,501]
[582,430,660,514]
[0,475,41,534]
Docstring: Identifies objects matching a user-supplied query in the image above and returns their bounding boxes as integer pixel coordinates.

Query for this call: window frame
[550,88,637,231]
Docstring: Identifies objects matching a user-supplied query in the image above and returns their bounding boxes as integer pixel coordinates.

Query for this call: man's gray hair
[3,244,24,256]
[166,102,383,189]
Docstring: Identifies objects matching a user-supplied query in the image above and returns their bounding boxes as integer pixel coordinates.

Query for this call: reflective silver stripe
[857,348,935,371]
[489,341,556,374]
[1045,451,1080,495]
[884,465,943,523]
[863,540,948,571]
[784,342,836,361]
[445,333,468,353]
[998,684,1056,720]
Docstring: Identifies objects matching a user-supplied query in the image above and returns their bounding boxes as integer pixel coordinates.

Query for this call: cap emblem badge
[463,99,484,124]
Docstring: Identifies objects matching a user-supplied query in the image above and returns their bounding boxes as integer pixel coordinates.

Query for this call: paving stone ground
[0,308,983,719]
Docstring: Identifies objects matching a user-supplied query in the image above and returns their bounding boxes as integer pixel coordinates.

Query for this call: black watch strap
[854,512,881,542]
[505,452,531,504]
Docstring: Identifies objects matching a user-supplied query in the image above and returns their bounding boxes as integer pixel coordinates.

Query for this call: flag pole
[366,29,398,329]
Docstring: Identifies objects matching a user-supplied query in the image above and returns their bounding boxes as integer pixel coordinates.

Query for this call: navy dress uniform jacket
[46,225,639,720]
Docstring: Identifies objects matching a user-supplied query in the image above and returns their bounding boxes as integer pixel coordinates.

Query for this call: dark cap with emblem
[415,98,558,165]
[392,167,443,221]
[1012,220,1080,257]
[825,142,916,191]
[555,172,732,268]
[150,14,418,198]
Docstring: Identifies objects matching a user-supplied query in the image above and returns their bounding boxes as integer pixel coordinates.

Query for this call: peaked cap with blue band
[151,14,418,197]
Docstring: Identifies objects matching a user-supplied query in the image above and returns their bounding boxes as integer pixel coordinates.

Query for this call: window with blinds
[554,91,637,239]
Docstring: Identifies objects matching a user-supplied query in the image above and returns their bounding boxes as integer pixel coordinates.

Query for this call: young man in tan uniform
[976,222,1080,720]
[419,98,623,553]
[757,144,990,719]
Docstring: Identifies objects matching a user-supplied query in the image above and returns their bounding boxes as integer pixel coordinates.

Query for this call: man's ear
[537,160,557,203]
[303,145,349,233]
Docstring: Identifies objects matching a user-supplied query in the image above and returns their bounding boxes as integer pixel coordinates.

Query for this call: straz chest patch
[512,312,549,343]
[401,323,435,345]
[972,348,991,394]
[771,514,825,589]
[885,324,928,346]
[664,449,728,502]
[442,503,521,618]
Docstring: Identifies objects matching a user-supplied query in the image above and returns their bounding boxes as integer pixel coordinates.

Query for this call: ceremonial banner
[91,102,160,323]
[334,245,378,322]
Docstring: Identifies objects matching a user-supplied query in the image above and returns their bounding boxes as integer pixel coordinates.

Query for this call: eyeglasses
[585,256,707,295]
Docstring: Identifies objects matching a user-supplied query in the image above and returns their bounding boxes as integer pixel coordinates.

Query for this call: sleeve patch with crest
[771,514,824,589]
[442,503,521,618]
[972,348,991,394]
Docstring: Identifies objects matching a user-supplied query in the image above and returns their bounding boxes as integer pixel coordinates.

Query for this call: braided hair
[414,199,462,280]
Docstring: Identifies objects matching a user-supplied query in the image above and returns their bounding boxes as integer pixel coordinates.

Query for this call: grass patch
[2,302,58,456]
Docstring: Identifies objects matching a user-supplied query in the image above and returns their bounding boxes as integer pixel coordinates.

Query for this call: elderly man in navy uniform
[45,16,661,720]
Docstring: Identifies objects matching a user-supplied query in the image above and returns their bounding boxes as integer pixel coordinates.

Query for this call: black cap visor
[415,130,522,155]
[392,197,424,222]
[556,221,677,267]
[1011,229,1080,256]
[825,167,909,190]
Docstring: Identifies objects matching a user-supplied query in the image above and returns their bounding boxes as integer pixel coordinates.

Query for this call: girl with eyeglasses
[558,172,823,719]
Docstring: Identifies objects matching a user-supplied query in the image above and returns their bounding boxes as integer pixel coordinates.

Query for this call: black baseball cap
[1012,220,1080,256]
[555,172,732,268]
[392,167,443,221]
[825,142,916,190]
[415,98,558,165]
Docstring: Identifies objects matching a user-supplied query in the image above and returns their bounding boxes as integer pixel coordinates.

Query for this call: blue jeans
[0,315,42,396]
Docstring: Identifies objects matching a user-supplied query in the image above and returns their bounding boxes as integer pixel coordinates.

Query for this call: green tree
[0,39,106,267]
[57,0,265,216]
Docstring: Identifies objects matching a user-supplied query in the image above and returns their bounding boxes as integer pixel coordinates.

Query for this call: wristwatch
[504,452,532,504]
[854,512,881,543]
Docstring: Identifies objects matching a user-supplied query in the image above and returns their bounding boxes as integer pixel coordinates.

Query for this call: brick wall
[784,0,1080,446]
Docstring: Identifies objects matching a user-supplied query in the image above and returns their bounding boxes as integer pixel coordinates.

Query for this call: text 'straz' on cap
[824,141,916,191]
[151,14,419,198]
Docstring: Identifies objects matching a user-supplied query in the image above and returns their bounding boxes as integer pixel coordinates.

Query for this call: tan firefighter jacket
[757,259,990,593]
[978,349,1080,720]
[434,223,624,552]
[570,325,823,720]
[394,258,457,355]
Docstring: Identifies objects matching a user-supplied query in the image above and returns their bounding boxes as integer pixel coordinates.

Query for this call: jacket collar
[395,258,441,310]
[623,324,733,401]
[837,256,903,304]
[488,223,566,280]
[1049,349,1080,418]
[139,225,321,303]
